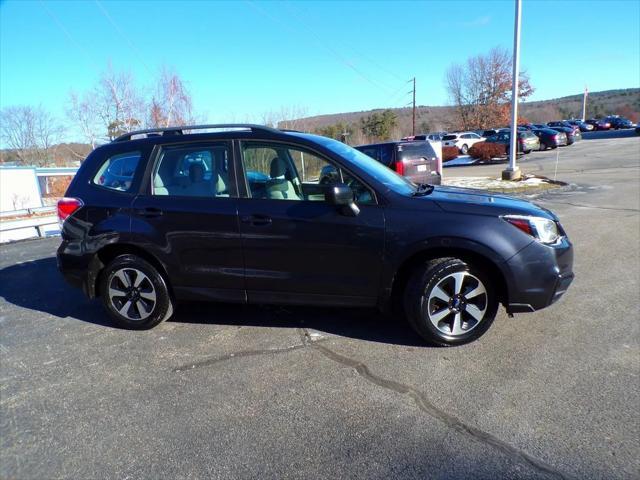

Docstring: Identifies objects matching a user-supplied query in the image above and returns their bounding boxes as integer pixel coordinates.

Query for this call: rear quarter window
[92,151,142,192]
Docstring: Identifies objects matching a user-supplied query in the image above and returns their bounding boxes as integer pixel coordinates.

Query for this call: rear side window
[152,143,232,198]
[93,151,141,192]
[358,147,379,161]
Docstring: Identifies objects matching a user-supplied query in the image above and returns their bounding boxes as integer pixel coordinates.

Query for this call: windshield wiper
[412,183,434,196]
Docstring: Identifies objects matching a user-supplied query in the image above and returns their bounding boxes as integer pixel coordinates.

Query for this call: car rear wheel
[539,143,547,151]
[99,254,174,329]
[460,144,469,154]
[404,258,498,346]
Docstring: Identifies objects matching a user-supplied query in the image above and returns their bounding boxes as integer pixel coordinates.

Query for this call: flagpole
[582,86,588,121]
[502,0,522,181]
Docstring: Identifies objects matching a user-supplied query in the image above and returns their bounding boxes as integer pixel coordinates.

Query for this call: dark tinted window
[358,147,379,161]
[442,135,457,141]
[93,151,141,192]
[379,145,394,165]
[398,142,437,161]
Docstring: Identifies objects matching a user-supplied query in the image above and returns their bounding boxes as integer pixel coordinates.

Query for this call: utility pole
[412,77,416,136]
[502,0,522,181]
[582,86,588,121]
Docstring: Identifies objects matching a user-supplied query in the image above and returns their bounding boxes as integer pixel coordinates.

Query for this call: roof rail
[112,124,281,143]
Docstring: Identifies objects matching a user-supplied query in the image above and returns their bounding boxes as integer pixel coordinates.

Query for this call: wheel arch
[89,243,172,299]
[388,245,508,314]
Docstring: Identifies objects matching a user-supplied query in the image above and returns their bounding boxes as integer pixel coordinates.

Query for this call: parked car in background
[401,133,446,142]
[547,121,581,137]
[485,130,539,154]
[547,126,580,144]
[585,118,611,130]
[482,129,499,138]
[605,116,635,129]
[355,140,441,185]
[566,120,594,132]
[442,132,485,154]
[531,128,568,150]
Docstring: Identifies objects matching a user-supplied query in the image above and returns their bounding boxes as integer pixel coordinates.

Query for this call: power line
[244,0,397,96]
[94,0,154,76]
[38,0,100,69]
[283,1,407,84]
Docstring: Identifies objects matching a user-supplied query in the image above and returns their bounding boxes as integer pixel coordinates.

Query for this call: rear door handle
[134,207,163,218]
[241,214,272,226]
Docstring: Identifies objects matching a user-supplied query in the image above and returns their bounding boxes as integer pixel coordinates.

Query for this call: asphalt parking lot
[1,132,639,479]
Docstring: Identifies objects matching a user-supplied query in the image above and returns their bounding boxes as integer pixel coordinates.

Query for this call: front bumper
[503,236,574,313]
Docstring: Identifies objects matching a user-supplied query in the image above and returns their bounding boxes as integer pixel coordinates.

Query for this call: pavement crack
[300,329,574,480]
[174,331,332,372]
[173,343,306,372]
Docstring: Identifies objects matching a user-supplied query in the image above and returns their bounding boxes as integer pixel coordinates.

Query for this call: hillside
[287,88,640,138]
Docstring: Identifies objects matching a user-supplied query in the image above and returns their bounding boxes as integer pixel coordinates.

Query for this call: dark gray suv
[57,124,574,346]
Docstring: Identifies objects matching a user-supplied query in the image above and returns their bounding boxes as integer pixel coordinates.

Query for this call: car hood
[426,185,556,219]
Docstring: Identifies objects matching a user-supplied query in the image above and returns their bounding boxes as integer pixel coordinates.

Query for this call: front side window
[241,141,375,205]
[152,143,232,197]
[93,151,141,192]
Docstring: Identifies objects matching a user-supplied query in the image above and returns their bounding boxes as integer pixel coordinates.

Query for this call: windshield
[299,134,416,195]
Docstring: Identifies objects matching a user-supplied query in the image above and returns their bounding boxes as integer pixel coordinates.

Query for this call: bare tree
[0,105,62,166]
[94,63,145,140]
[445,47,534,130]
[148,66,195,127]
[277,105,310,130]
[66,91,101,150]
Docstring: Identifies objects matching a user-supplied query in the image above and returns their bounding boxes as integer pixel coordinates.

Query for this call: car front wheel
[99,254,174,329]
[404,258,498,346]
[460,144,469,154]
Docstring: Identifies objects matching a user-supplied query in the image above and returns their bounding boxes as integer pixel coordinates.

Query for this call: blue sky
[1,0,639,132]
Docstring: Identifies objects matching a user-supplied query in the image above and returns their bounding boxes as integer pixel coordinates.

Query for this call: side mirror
[325,182,360,217]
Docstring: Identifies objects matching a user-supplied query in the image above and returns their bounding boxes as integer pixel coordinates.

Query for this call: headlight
[503,215,561,244]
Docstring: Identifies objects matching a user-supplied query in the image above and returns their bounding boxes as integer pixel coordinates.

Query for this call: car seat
[266,157,300,200]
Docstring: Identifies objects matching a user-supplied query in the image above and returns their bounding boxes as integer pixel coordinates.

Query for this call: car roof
[354,140,431,148]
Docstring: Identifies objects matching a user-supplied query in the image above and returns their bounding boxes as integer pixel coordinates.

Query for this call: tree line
[0,63,198,166]
[9,46,637,167]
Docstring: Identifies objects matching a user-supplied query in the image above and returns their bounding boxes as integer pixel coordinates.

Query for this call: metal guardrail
[0,206,56,218]
[0,215,59,239]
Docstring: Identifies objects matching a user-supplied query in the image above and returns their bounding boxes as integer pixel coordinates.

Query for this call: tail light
[395,161,405,176]
[57,197,83,228]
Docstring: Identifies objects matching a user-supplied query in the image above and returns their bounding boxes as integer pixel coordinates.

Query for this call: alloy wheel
[425,271,488,336]
[108,268,157,321]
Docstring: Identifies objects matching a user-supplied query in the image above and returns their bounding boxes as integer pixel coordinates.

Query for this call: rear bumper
[503,236,574,313]
[57,240,99,298]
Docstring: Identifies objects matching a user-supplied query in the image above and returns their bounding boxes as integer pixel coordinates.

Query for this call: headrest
[270,157,287,178]
[189,163,205,182]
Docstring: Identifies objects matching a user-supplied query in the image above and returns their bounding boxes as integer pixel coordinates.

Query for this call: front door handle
[134,207,163,218]
[241,214,272,226]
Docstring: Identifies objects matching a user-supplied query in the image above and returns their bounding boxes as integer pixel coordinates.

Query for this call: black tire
[403,258,498,347]
[99,254,174,330]
[539,143,547,151]
[460,144,469,155]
